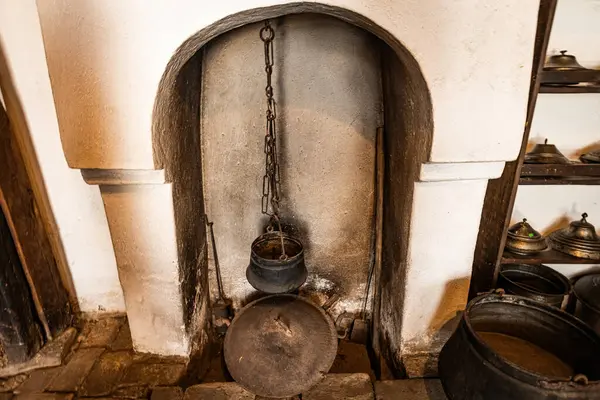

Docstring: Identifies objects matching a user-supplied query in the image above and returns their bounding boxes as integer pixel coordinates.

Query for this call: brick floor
[3,317,447,399]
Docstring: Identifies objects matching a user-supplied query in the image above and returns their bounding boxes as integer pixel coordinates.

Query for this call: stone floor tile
[0,328,77,379]
[12,367,62,395]
[121,362,186,387]
[112,384,150,398]
[79,317,124,348]
[110,322,133,351]
[151,386,184,400]
[131,353,188,365]
[303,373,374,400]
[184,382,254,400]
[0,375,26,392]
[330,341,375,381]
[45,348,104,392]
[79,350,133,397]
[17,394,74,400]
[374,379,446,400]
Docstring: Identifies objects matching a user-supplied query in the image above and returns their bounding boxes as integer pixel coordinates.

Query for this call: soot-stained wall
[201,14,383,317]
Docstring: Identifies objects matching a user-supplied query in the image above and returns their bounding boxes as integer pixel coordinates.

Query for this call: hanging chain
[260,21,281,219]
[259,20,286,259]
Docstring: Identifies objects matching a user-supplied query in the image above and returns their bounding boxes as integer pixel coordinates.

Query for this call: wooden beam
[0,206,43,365]
[0,104,72,339]
[469,0,558,299]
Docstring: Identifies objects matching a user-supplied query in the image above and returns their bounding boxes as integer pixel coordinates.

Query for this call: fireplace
[30,0,540,378]
[149,5,436,373]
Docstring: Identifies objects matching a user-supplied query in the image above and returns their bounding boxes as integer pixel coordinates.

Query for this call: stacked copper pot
[505,214,600,260]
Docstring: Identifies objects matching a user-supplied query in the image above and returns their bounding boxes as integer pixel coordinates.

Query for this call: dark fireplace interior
[151,4,433,377]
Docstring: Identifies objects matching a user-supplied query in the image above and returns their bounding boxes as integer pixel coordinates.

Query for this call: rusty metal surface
[224,294,337,397]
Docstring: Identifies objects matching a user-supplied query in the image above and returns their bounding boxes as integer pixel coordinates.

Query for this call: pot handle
[573,374,589,386]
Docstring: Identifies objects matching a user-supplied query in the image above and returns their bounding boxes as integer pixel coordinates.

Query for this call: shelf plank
[519,163,600,185]
[540,70,600,85]
[502,249,600,265]
[521,163,600,177]
[540,85,600,93]
[520,177,600,185]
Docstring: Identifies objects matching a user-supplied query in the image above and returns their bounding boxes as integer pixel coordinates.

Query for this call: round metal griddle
[224,294,337,398]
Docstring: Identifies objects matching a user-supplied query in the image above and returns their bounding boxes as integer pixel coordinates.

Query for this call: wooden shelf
[520,177,600,185]
[520,163,600,185]
[502,249,600,265]
[540,85,600,93]
[540,70,600,93]
[541,69,600,85]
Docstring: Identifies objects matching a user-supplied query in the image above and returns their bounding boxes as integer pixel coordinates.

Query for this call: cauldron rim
[464,293,600,387]
[250,231,304,266]
[497,263,571,306]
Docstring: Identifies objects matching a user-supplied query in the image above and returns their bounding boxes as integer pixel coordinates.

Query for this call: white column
[399,162,499,377]
[99,182,189,356]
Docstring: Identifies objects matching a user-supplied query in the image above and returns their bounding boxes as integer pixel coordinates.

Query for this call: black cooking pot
[496,263,570,308]
[439,293,600,400]
[246,231,307,294]
[569,274,600,335]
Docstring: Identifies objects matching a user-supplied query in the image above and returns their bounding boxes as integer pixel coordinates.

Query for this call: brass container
[581,150,600,164]
[505,218,548,255]
[524,139,570,165]
[544,51,586,71]
[548,213,600,260]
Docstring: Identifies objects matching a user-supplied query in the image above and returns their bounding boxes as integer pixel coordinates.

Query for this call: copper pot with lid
[505,218,548,255]
[581,150,600,164]
[544,50,586,72]
[524,139,570,165]
[548,213,600,260]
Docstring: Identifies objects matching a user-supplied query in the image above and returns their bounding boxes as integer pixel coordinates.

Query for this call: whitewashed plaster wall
[202,15,381,315]
[0,0,125,313]
[24,0,540,362]
[513,0,600,279]
[36,0,539,168]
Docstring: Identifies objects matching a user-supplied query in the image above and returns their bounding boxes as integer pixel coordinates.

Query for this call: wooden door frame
[0,98,73,341]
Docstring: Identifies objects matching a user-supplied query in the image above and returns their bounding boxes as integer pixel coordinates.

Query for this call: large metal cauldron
[569,274,600,335]
[496,263,571,308]
[439,293,600,400]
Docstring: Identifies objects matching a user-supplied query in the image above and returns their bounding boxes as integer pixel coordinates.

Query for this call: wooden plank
[502,249,600,265]
[0,104,72,338]
[540,69,600,85]
[519,163,600,185]
[370,127,384,367]
[520,177,600,185]
[521,163,600,177]
[469,0,558,299]
[540,85,600,93]
[0,207,43,365]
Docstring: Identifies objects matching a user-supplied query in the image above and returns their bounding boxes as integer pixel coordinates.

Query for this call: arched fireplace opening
[151,3,432,375]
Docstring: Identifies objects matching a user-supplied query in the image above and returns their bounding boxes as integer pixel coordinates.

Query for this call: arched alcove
[151,3,433,373]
